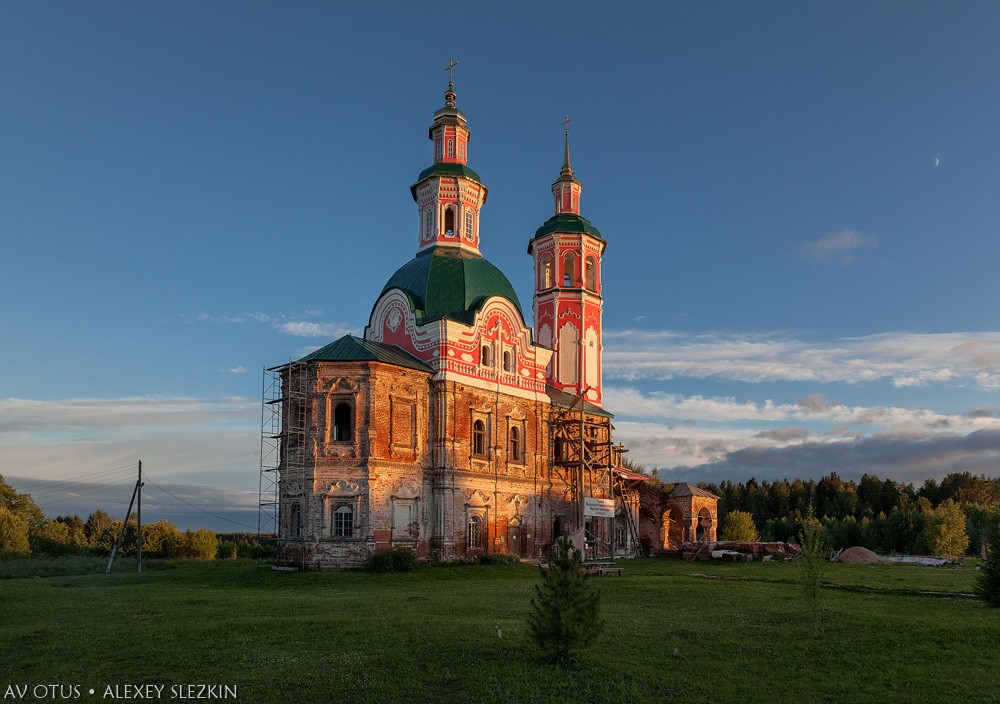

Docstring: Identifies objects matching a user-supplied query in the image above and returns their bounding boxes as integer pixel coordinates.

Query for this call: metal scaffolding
[259,360,310,567]
[547,391,615,559]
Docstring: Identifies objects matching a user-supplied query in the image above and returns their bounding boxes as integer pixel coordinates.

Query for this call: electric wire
[141,474,258,531]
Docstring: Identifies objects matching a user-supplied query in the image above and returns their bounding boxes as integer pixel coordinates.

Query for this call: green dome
[378,246,523,326]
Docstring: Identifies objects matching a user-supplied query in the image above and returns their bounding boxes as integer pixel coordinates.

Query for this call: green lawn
[0,557,996,704]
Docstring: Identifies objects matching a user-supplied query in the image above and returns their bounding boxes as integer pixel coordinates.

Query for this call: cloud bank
[604,330,1000,390]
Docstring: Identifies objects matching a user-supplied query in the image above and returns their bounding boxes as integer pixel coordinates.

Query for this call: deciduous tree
[719,510,760,542]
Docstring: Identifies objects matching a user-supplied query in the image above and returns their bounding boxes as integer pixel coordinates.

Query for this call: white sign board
[583,497,615,518]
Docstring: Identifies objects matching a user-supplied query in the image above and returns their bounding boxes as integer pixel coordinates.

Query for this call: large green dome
[378,246,523,326]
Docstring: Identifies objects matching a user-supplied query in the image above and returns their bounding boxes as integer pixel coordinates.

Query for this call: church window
[332,505,353,537]
[540,255,553,289]
[444,207,455,236]
[333,403,352,442]
[481,344,493,367]
[447,139,455,158]
[502,349,514,372]
[459,142,465,160]
[436,139,443,160]
[508,426,521,462]
[468,515,484,549]
[472,419,486,456]
[464,210,474,240]
[563,252,576,286]
[423,208,433,240]
[289,503,302,538]
[585,257,596,290]
[290,401,306,431]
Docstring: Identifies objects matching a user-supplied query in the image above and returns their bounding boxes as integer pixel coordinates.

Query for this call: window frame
[332,505,354,538]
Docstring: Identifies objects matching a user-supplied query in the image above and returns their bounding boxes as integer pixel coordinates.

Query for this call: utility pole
[106,460,144,574]
[137,461,143,574]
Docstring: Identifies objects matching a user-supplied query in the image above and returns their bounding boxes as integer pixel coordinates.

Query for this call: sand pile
[838,546,890,565]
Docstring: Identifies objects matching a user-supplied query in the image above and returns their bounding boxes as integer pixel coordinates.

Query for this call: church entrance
[508,517,523,558]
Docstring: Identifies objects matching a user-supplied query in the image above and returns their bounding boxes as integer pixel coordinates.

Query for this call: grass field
[1,556,997,704]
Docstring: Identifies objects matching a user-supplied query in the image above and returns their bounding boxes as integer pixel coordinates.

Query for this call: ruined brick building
[259,75,716,568]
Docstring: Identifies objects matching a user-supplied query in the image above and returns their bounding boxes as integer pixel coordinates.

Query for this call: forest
[700,470,999,556]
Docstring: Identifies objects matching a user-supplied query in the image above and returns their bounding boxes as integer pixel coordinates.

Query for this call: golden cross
[444,57,459,84]
[562,114,572,134]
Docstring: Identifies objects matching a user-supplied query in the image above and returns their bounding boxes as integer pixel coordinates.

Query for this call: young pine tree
[799,507,829,639]
[527,535,604,664]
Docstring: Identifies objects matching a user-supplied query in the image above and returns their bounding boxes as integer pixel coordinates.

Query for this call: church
[260,72,717,569]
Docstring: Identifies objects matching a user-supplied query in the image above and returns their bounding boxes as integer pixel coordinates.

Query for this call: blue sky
[2,2,999,530]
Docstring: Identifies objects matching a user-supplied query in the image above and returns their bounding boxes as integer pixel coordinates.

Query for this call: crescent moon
[933,157,940,168]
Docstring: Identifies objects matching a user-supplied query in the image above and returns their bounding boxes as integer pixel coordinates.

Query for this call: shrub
[365,548,417,573]
[720,511,760,542]
[479,553,520,566]
[185,529,218,560]
[216,541,239,560]
[527,535,604,664]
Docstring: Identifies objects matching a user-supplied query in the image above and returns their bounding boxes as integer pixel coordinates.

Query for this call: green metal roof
[529,213,604,248]
[299,335,432,372]
[378,246,523,326]
[409,162,485,201]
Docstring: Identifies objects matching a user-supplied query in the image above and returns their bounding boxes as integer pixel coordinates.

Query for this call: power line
[141,474,258,531]
[6,464,138,492]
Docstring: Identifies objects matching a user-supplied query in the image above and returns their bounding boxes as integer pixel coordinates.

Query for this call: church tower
[410,61,487,256]
[528,121,607,406]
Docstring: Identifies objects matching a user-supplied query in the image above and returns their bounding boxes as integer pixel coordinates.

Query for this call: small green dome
[378,246,523,326]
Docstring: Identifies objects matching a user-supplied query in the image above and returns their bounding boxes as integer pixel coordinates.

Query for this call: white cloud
[0,396,258,438]
[280,321,356,338]
[603,329,1000,391]
[797,229,876,264]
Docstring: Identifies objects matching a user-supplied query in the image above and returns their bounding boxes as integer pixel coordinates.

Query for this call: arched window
[502,349,514,372]
[472,419,486,456]
[333,505,353,537]
[444,207,455,235]
[447,139,455,158]
[481,344,493,368]
[541,255,553,289]
[563,252,576,286]
[423,208,433,240]
[435,140,443,160]
[468,515,483,549]
[464,210,475,240]
[585,257,596,290]
[333,403,352,442]
[508,426,520,461]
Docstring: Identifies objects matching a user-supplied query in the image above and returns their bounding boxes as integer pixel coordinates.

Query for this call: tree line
[0,474,272,560]
[702,471,1000,557]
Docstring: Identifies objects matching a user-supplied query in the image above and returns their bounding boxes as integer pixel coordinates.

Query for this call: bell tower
[528,118,606,406]
[410,59,488,257]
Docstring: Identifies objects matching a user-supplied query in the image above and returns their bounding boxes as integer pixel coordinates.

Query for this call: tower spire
[552,116,582,215]
[443,57,458,108]
[560,115,573,179]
